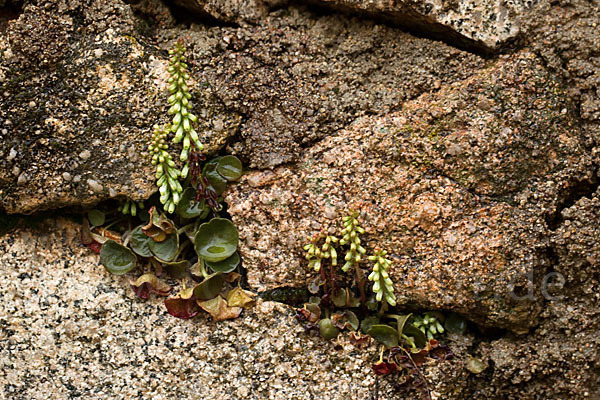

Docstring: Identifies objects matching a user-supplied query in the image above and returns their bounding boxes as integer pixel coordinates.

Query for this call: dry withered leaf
[225,272,242,283]
[91,227,122,243]
[142,206,176,242]
[372,360,399,376]
[197,295,242,321]
[81,218,94,245]
[349,331,371,349]
[164,287,200,319]
[130,273,172,299]
[225,287,256,309]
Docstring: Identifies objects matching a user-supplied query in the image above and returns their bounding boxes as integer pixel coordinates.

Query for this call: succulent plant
[167,39,203,169]
[118,199,144,217]
[304,233,338,272]
[339,210,366,273]
[412,312,445,341]
[368,249,396,307]
[149,124,183,214]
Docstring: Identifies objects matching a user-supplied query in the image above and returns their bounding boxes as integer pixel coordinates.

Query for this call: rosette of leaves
[167,39,203,169]
[368,249,396,309]
[339,210,366,273]
[149,124,183,214]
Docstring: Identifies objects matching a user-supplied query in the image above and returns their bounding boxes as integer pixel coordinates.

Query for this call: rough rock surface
[225,50,592,332]
[0,219,468,400]
[2,0,600,398]
[172,0,527,51]
[0,1,482,212]
[0,0,234,214]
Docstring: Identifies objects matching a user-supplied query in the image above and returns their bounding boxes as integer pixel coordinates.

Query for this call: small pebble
[79,150,91,160]
[87,179,103,193]
[8,148,17,161]
[62,172,72,181]
[17,172,28,185]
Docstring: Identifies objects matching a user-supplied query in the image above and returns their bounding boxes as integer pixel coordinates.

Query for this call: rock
[171,0,528,51]
[0,218,455,400]
[225,50,592,332]
[182,6,482,168]
[0,0,233,214]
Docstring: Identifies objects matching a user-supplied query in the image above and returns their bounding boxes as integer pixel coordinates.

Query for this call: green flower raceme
[368,249,396,307]
[149,124,183,214]
[339,210,366,272]
[304,234,338,272]
[167,39,203,172]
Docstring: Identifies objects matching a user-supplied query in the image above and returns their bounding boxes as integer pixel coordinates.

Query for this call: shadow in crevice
[546,172,600,230]
[0,0,24,32]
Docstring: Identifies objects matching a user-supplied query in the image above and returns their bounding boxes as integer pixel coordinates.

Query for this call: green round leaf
[149,233,179,262]
[130,226,153,257]
[194,218,239,262]
[176,188,209,219]
[367,324,399,348]
[100,240,137,275]
[193,274,225,300]
[203,162,227,195]
[360,315,380,334]
[319,318,340,340]
[163,260,190,279]
[87,209,105,226]
[216,155,242,181]
[345,310,360,331]
[205,251,240,273]
[403,323,427,348]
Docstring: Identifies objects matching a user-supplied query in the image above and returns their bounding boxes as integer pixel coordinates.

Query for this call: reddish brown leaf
[165,288,200,319]
[142,206,175,242]
[130,273,172,299]
[372,360,399,376]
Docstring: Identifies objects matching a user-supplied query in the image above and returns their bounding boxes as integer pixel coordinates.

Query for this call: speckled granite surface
[0,219,390,400]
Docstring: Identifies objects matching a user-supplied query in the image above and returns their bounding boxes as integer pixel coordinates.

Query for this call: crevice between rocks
[546,170,600,230]
[288,0,500,58]
[0,0,23,33]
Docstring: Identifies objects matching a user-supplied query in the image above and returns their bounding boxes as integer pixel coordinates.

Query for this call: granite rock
[171,0,529,51]
[224,50,592,333]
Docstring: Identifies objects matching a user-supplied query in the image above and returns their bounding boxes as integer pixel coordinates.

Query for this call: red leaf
[372,360,399,376]
[87,241,102,254]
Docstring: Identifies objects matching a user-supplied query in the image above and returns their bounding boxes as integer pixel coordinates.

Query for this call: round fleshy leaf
[163,260,190,279]
[193,274,225,301]
[319,318,340,340]
[205,251,240,273]
[176,187,209,219]
[466,357,487,374]
[216,155,242,181]
[130,226,153,257]
[87,209,105,226]
[367,324,399,348]
[403,323,427,348]
[149,233,179,262]
[203,162,227,195]
[360,315,380,334]
[100,239,137,275]
[194,218,239,262]
[345,310,360,331]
